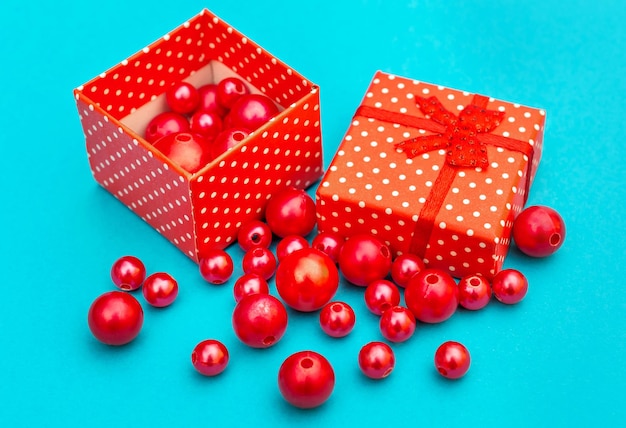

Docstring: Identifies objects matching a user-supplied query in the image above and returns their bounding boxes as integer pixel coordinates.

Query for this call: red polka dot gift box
[73,9,323,262]
[315,71,546,279]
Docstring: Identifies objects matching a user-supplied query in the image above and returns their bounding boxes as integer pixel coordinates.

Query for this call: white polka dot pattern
[74,9,323,262]
[316,71,546,279]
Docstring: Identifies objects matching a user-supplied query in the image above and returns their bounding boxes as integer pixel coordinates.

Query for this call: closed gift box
[74,8,323,263]
[316,71,545,279]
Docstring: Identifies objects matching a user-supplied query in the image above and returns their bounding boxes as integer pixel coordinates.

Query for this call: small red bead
[276,235,309,261]
[216,77,250,110]
[319,301,356,338]
[196,84,227,117]
[242,247,277,280]
[233,273,269,303]
[166,81,200,115]
[110,255,146,291]
[225,94,279,131]
[513,205,566,257]
[144,112,190,144]
[434,341,471,379]
[87,291,144,345]
[153,132,212,174]
[265,187,317,238]
[338,234,392,287]
[457,274,491,310]
[232,294,288,348]
[189,110,223,142]
[199,250,234,285]
[191,339,229,376]
[238,220,273,252]
[358,342,395,379]
[142,272,179,308]
[311,232,344,264]
[405,268,458,323]
[492,269,528,304]
[364,279,401,315]
[379,306,416,343]
[278,351,335,409]
[210,127,250,159]
[390,253,425,288]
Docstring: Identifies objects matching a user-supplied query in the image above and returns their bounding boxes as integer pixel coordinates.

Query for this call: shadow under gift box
[316,71,546,280]
[73,9,323,263]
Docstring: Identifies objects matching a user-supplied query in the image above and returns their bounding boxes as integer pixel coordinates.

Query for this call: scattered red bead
[338,234,392,287]
[457,274,491,311]
[405,268,458,323]
[241,247,277,280]
[364,279,401,315]
[232,294,288,348]
[232,273,269,303]
[358,342,395,379]
[311,231,344,264]
[379,306,416,343]
[265,187,317,238]
[513,205,566,257]
[191,339,229,376]
[88,291,144,346]
[237,220,273,252]
[492,269,528,305]
[390,253,425,288]
[199,249,234,284]
[110,255,146,291]
[276,235,309,261]
[278,351,335,409]
[319,301,356,338]
[142,272,179,307]
[434,341,471,379]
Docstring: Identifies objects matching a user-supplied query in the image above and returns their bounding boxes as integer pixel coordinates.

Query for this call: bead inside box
[74,9,324,262]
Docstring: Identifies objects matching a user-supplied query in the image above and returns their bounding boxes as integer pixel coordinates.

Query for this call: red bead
[358,342,395,379]
[209,127,250,159]
[232,294,288,348]
[233,273,269,303]
[512,205,566,257]
[165,81,200,115]
[278,351,335,409]
[191,339,229,376]
[379,306,416,343]
[434,341,471,379]
[189,110,223,142]
[492,269,528,304]
[110,255,146,291]
[405,268,458,323]
[319,301,356,338]
[311,232,344,264]
[197,84,227,117]
[87,291,144,345]
[242,247,277,280]
[265,187,317,238]
[364,279,401,315]
[390,253,425,288]
[338,234,392,287]
[276,235,309,261]
[199,249,234,285]
[237,220,273,252]
[216,77,250,110]
[142,272,179,307]
[225,94,279,131]
[275,248,339,312]
[144,112,190,144]
[153,132,212,174]
[457,274,491,310]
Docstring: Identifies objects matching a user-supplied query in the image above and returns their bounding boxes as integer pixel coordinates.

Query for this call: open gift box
[74,9,323,263]
[316,71,546,279]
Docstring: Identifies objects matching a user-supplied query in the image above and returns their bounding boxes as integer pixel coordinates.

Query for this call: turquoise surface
[1,0,624,426]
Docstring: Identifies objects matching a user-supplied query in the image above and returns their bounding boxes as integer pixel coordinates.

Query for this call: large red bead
[153,132,212,174]
[232,294,288,348]
[209,127,250,160]
[87,291,144,346]
[265,187,317,238]
[189,110,223,142]
[144,112,190,144]
[404,268,458,323]
[338,234,392,287]
[165,81,200,115]
[512,205,566,257]
[278,351,335,409]
[225,94,280,131]
[216,77,250,109]
[197,84,227,117]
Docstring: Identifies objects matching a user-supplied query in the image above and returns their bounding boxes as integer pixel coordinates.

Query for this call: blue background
[1,0,624,426]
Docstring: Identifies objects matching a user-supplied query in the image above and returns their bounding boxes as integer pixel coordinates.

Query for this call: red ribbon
[355,94,534,258]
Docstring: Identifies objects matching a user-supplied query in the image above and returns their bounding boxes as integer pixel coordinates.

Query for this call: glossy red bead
[311,232,344,264]
[275,248,339,312]
[390,253,425,288]
[110,255,146,291]
[144,112,190,144]
[87,291,144,346]
[209,127,250,159]
[405,268,458,323]
[276,235,309,261]
[513,205,566,257]
[232,273,269,303]
[237,220,273,252]
[457,274,491,310]
[153,132,212,174]
[338,234,392,287]
[225,94,279,131]
[216,77,250,109]
[364,279,401,315]
[142,272,179,307]
[278,351,335,409]
[434,341,471,379]
[492,269,528,304]
[232,294,288,348]
[358,342,395,379]
[165,81,200,115]
[197,84,227,117]
[189,110,223,142]
[191,339,229,376]
[379,306,416,343]
[319,301,356,338]
[265,187,317,238]
[242,247,277,280]
[199,249,234,285]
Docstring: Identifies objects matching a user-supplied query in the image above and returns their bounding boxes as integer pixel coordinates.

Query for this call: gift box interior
[74,9,324,262]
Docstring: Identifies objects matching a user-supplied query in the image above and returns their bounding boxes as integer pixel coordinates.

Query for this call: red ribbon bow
[355,94,535,258]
